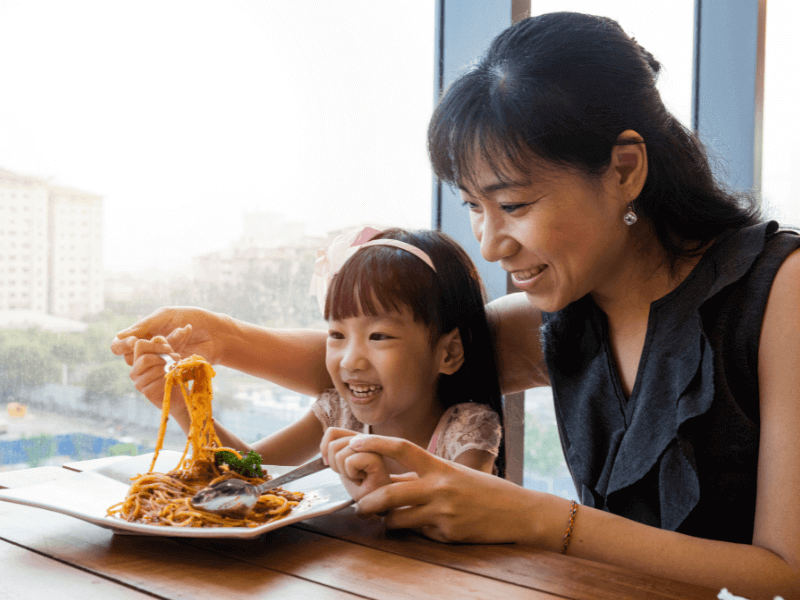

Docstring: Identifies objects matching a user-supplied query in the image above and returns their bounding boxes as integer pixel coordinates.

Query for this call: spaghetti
[107,354,304,527]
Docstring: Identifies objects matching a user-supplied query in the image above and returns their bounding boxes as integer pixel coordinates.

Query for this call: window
[761,0,800,227]
[0,1,434,467]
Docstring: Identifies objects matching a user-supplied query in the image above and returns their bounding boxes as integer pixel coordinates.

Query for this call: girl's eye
[328,331,344,340]
[369,333,392,341]
[461,200,479,211]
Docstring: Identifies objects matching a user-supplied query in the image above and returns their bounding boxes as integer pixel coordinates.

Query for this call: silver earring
[623,203,638,226]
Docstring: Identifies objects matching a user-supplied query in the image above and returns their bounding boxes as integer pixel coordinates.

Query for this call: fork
[157,353,177,373]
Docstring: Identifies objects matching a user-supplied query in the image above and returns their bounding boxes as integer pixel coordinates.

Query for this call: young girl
[119,227,504,489]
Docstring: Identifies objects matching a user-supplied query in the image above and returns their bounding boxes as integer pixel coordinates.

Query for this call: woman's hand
[110,306,225,367]
[347,434,541,545]
[128,336,189,428]
[320,428,391,501]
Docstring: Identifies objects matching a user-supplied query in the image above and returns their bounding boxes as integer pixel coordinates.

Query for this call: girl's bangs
[325,247,438,329]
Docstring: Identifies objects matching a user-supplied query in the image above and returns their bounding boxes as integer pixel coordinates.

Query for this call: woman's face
[460,157,633,313]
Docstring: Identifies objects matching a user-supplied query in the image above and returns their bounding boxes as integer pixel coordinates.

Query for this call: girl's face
[460,157,633,313]
[325,304,451,432]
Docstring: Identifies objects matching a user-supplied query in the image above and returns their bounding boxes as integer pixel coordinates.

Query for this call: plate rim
[0,452,353,539]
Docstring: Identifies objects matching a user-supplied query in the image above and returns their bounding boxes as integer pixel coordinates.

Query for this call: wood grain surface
[0,457,720,600]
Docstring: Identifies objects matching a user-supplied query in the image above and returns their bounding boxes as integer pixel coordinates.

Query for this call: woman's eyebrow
[458,180,518,197]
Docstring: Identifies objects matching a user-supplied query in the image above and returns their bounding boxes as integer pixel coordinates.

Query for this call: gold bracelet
[561,500,578,555]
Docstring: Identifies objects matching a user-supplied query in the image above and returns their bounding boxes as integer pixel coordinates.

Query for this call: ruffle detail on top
[312,388,367,433]
[542,221,778,532]
[435,403,502,461]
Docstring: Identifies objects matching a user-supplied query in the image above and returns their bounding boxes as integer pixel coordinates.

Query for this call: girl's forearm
[165,392,253,455]
[527,494,798,598]
[208,417,255,456]
[217,315,332,396]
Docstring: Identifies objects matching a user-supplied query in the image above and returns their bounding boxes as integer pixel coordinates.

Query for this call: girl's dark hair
[325,228,505,477]
[429,12,762,265]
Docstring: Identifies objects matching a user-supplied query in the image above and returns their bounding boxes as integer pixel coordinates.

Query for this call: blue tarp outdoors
[0,433,145,465]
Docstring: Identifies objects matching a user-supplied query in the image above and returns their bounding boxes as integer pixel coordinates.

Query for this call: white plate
[0,451,353,539]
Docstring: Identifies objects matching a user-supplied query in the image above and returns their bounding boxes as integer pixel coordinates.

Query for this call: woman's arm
[111,306,332,396]
[112,293,545,398]
[486,292,550,393]
[348,435,798,599]
[452,449,495,473]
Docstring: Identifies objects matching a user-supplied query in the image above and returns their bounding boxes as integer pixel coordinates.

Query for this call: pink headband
[309,226,436,315]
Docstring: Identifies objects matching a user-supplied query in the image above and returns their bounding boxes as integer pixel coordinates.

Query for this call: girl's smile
[346,381,383,402]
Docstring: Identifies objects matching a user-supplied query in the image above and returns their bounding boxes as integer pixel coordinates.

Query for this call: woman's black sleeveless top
[540,221,800,543]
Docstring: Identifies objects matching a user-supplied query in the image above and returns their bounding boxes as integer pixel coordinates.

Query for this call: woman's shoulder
[759,242,800,349]
[688,220,800,420]
[696,221,800,315]
[486,293,549,392]
[705,221,800,284]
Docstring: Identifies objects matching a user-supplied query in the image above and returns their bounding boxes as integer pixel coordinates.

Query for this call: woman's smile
[509,264,548,290]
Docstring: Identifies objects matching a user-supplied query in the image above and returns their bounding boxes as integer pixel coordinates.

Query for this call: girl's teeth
[349,384,382,398]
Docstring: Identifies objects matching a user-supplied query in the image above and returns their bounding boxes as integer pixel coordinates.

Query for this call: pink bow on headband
[308,226,436,316]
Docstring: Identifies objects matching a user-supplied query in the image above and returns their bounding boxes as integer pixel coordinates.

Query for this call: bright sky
[0,1,436,274]
[4,1,793,275]
[761,0,800,227]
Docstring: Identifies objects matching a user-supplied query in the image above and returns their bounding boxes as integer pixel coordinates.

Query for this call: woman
[113,13,799,597]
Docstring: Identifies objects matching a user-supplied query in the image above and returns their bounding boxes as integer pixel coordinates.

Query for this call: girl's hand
[320,428,391,501]
[110,307,224,367]
[128,336,188,425]
[348,434,540,545]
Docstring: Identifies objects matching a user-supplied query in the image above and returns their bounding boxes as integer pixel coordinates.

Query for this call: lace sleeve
[311,388,364,432]
[438,403,502,461]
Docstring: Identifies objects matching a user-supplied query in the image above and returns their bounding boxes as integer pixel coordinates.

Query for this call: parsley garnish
[215,449,264,477]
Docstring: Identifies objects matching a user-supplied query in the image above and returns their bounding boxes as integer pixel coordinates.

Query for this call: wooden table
[0,459,719,599]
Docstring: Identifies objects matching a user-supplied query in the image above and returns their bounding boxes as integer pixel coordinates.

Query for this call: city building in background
[239,211,306,250]
[0,168,49,313]
[0,167,103,320]
[192,212,323,287]
[192,239,323,288]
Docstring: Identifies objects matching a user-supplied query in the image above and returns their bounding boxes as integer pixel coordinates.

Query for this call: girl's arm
[486,292,550,394]
[111,306,332,396]
[248,410,325,466]
[128,337,325,466]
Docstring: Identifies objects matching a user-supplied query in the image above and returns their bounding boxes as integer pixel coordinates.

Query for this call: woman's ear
[610,129,648,204]
[437,328,465,375]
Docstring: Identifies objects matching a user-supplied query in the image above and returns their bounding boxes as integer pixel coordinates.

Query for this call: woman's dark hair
[429,12,762,265]
[325,228,505,477]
